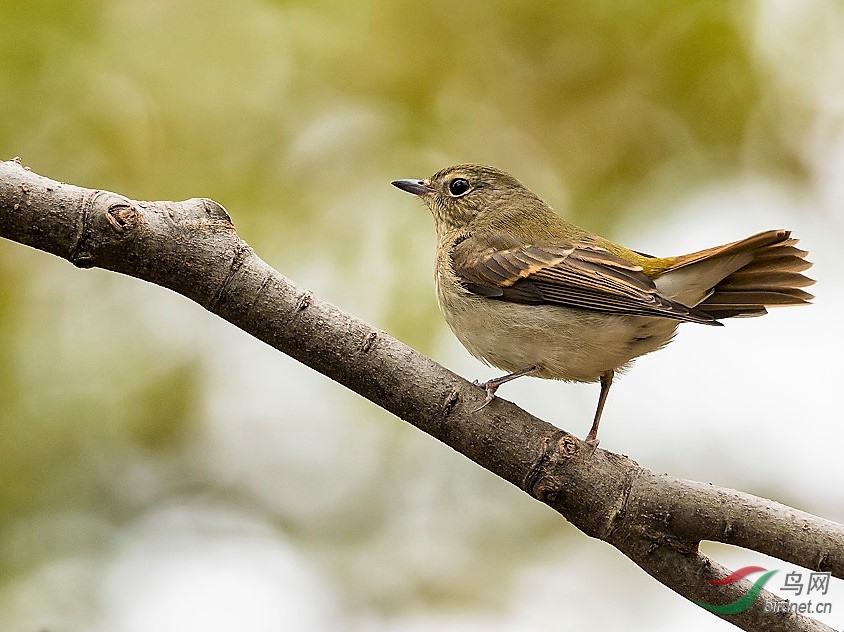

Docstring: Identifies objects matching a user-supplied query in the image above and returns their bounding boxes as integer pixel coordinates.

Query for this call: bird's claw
[471,380,498,413]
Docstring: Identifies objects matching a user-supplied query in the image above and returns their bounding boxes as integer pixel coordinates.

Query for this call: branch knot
[523,430,579,502]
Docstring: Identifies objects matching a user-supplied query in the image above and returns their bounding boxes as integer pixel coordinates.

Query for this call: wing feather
[451,232,718,325]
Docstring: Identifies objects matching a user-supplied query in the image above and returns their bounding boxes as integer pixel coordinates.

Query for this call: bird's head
[392,164,550,238]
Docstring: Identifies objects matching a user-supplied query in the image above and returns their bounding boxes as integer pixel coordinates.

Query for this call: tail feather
[696,304,768,319]
[670,229,792,266]
[704,288,814,305]
[655,229,814,320]
[717,270,814,291]
[696,231,813,319]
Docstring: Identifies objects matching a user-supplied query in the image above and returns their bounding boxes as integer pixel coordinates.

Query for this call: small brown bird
[392,164,814,445]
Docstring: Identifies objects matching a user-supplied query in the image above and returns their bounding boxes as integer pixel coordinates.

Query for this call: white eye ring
[448,178,471,196]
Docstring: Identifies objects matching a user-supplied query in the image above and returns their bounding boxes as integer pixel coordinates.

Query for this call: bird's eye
[448,178,471,196]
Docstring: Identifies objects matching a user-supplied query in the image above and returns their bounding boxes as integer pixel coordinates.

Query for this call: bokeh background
[2,1,843,630]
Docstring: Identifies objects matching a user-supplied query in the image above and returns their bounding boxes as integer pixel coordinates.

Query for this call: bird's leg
[473,366,538,412]
[585,370,614,447]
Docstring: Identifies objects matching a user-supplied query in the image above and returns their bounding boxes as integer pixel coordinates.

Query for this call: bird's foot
[471,379,499,413]
[582,370,612,452]
[470,366,538,413]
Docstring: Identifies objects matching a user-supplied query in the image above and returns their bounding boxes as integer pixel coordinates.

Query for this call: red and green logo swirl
[694,566,778,614]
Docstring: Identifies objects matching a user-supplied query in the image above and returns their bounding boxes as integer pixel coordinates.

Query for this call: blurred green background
[2,1,843,631]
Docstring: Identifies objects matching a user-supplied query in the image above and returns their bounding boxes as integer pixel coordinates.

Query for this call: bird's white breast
[435,254,678,383]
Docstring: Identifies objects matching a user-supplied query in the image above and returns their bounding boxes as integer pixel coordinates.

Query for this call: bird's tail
[653,229,814,319]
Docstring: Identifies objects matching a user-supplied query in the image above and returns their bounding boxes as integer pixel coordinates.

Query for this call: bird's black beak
[391,179,434,197]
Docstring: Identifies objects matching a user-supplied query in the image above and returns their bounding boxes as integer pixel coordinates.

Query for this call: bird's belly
[437,281,678,383]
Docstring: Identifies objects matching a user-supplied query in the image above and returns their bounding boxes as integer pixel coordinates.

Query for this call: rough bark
[1,158,841,631]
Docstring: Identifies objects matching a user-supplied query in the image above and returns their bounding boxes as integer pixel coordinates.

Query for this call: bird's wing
[451,232,719,324]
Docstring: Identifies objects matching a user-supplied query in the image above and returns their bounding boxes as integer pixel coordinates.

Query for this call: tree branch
[1,158,841,631]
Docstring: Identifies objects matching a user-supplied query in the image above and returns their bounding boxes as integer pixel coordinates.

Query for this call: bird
[391,164,814,445]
